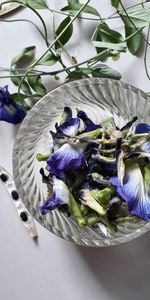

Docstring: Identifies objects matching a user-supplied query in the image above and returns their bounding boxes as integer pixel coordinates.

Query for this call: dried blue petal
[135,123,150,134]
[47,143,86,177]
[110,163,150,220]
[58,117,80,137]
[135,123,150,154]
[40,176,70,214]
[77,110,101,132]
[59,106,72,124]
[0,86,26,124]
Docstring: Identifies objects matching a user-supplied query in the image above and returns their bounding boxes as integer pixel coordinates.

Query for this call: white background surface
[1,1,150,300]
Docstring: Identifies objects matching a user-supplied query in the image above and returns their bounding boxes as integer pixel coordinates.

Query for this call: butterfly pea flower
[47,107,87,177]
[135,123,150,153]
[47,142,86,178]
[0,85,26,124]
[40,176,70,214]
[40,176,86,226]
[110,162,150,220]
[77,110,101,132]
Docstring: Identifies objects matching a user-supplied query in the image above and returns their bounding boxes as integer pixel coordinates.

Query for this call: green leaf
[125,27,143,55]
[92,22,124,60]
[68,0,79,4]
[111,0,120,9]
[28,75,47,96]
[65,69,89,81]
[121,5,150,28]
[55,17,73,50]
[95,22,124,44]
[61,3,100,16]
[36,53,59,66]
[27,0,48,9]
[93,41,126,52]
[10,93,27,104]
[11,46,35,66]
[91,64,121,80]
[0,0,48,8]
[10,70,32,95]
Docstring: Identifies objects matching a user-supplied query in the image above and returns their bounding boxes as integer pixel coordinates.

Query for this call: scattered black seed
[0,173,8,182]
[11,190,19,200]
[20,212,28,222]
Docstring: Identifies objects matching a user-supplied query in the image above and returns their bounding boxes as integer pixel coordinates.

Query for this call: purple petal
[77,110,101,132]
[40,177,70,214]
[0,105,26,124]
[47,143,85,175]
[60,106,72,123]
[135,123,150,154]
[0,85,26,124]
[110,163,150,220]
[135,123,150,134]
[58,118,80,136]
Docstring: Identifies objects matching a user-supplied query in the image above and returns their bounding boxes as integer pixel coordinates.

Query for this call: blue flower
[58,117,80,136]
[135,122,150,153]
[110,162,150,220]
[0,85,26,124]
[135,123,150,134]
[77,110,101,132]
[40,176,70,214]
[47,107,87,178]
[47,142,86,178]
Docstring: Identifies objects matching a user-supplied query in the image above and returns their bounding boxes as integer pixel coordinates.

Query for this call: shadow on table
[76,231,150,300]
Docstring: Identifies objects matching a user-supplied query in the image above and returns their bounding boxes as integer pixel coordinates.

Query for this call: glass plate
[13,78,150,247]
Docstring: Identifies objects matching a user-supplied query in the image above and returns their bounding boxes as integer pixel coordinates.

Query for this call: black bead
[11,190,19,200]
[20,212,28,222]
[0,173,8,182]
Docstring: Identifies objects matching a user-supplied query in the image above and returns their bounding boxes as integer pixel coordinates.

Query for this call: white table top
[1,1,150,300]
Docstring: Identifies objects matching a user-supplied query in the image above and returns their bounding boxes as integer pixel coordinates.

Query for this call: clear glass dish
[13,78,150,246]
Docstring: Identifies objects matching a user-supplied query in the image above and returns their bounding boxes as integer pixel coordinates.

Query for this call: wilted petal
[77,110,101,132]
[0,85,26,124]
[47,143,86,176]
[40,176,70,214]
[110,163,150,220]
[59,106,72,124]
[135,123,150,134]
[0,103,26,124]
[79,188,106,216]
[135,123,150,153]
[58,118,80,137]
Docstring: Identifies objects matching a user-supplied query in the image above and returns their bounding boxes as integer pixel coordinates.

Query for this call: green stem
[48,1,148,22]
[119,1,150,47]
[26,4,49,47]
[0,18,45,39]
[0,50,110,79]
[144,24,150,81]
[17,0,91,101]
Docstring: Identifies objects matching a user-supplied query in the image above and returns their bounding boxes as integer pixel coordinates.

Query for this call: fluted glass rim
[13,78,150,247]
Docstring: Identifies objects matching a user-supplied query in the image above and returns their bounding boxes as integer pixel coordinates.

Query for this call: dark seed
[11,190,19,200]
[0,173,8,182]
[20,212,28,222]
